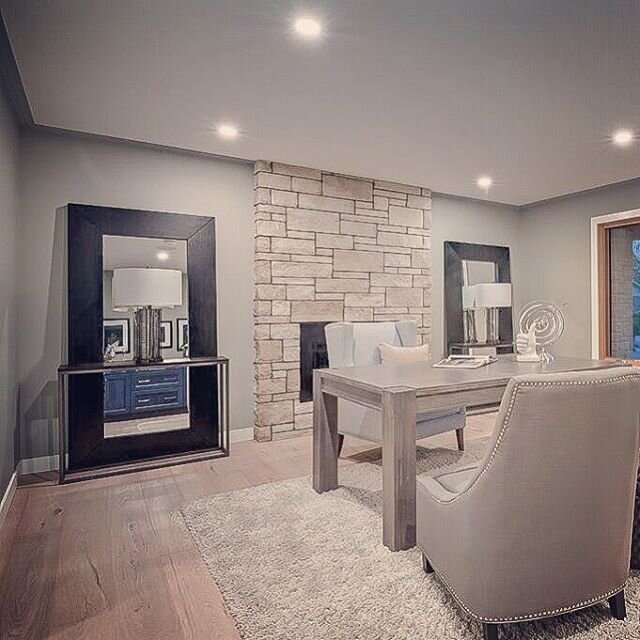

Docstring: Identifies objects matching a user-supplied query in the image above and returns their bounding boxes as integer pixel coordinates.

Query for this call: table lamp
[461,284,478,343]
[112,268,183,364]
[473,282,512,343]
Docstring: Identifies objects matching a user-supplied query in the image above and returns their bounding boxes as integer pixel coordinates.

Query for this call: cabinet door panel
[104,373,130,416]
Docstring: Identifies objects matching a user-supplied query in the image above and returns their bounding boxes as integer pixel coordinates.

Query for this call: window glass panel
[609,224,640,358]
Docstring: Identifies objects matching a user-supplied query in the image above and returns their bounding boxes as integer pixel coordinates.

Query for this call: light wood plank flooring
[0,414,494,640]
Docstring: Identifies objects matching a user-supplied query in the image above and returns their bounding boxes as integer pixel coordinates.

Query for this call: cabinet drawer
[133,389,183,412]
[133,368,184,389]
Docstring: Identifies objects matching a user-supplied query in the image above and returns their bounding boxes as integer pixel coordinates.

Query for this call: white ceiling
[3,0,640,205]
[103,236,187,271]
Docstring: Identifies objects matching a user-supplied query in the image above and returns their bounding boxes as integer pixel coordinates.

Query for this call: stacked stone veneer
[253,161,432,441]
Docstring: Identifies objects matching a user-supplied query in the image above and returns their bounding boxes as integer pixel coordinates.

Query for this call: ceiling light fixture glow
[216,124,239,139]
[612,129,634,147]
[477,176,493,189]
[156,251,169,261]
[294,16,322,38]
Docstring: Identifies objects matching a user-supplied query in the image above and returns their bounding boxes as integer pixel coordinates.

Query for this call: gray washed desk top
[321,356,624,395]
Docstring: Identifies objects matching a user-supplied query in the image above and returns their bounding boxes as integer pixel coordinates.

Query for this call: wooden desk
[312,356,621,551]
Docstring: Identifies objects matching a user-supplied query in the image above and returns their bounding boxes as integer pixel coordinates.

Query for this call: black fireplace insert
[299,322,330,402]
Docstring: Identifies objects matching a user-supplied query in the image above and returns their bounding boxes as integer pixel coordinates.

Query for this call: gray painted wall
[430,194,521,360]
[18,129,254,460]
[14,126,640,466]
[519,179,640,358]
[0,79,19,495]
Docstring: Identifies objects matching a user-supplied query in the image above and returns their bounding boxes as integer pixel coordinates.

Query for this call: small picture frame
[177,318,189,350]
[160,321,173,349]
[103,318,130,354]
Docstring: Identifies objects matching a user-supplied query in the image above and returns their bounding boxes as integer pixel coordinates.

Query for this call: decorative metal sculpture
[516,301,565,364]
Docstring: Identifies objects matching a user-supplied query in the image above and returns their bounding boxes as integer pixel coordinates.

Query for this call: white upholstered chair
[418,368,640,639]
[324,321,466,454]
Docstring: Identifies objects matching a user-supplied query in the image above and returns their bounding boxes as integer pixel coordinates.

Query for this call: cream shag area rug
[182,440,640,639]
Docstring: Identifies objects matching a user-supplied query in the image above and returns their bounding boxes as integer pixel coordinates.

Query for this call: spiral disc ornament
[518,301,565,363]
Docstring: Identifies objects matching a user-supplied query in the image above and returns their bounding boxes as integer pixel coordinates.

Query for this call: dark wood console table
[58,356,229,483]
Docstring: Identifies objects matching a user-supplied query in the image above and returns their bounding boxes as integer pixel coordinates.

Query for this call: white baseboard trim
[0,470,18,529]
[230,427,254,443]
[19,454,59,475]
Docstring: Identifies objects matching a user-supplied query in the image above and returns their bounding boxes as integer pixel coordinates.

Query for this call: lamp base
[134,306,163,364]
[463,309,477,343]
[486,307,500,343]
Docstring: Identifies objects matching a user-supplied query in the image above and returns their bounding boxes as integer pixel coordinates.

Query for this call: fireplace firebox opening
[299,322,330,402]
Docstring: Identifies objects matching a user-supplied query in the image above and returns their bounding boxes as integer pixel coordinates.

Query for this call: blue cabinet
[104,366,187,420]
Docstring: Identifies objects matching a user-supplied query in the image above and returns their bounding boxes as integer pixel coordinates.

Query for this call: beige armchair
[325,321,465,454]
[417,368,640,640]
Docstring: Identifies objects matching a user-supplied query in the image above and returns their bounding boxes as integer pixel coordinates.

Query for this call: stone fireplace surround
[253,160,432,441]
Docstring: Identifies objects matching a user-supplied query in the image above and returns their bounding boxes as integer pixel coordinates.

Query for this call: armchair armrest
[419,476,461,503]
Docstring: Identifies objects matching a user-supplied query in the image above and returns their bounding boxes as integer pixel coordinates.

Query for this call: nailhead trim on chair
[426,561,627,623]
[421,371,640,622]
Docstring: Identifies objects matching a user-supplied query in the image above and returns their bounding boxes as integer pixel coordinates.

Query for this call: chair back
[324,321,463,442]
[325,320,416,368]
[324,321,416,441]
[461,367,640,618]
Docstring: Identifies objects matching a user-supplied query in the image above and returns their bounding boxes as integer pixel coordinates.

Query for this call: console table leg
[57,371,66,484]
[382,386,417,551]
[312,370,339,493]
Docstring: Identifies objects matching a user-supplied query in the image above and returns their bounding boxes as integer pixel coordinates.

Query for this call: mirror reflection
[462,260,496,286]
[102,235,190,438]
[461,259,511,345]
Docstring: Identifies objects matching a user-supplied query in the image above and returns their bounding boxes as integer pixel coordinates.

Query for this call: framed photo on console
[103,318,130,354]
[160,320,172,349]
[177,318,189,350]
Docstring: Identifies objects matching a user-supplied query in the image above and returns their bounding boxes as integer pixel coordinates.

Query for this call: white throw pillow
[378,342,430,364]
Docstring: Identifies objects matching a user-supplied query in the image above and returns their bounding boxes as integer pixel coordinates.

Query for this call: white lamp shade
[474,282,512,308]
[112,268,183,309]
[462,285,477,310]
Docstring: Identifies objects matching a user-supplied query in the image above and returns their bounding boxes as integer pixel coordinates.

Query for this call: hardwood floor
[0,414,494,640]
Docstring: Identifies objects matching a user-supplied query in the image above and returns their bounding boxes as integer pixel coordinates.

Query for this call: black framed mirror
[444,241,513,356]
[66,204,220,472]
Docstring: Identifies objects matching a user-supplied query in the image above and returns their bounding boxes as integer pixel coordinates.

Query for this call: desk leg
[312,371,339,493]
[382,387,417,551]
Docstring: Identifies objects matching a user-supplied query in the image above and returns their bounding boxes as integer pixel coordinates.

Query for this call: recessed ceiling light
[477,176,493,189]
[294,16,322,38]
[157,252,169,261]
[612,129,634,147]
[216,124,239,139]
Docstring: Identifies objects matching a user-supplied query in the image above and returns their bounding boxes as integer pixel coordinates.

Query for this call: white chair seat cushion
[416,408,466,438]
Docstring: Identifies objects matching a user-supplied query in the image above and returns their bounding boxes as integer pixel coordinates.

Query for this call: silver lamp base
[134,306,163,364]
[486,307,500,343]
[463,309,477,343]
